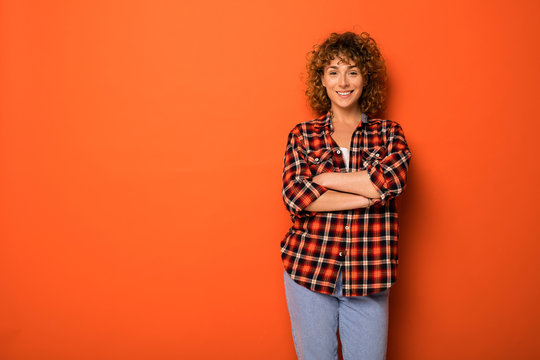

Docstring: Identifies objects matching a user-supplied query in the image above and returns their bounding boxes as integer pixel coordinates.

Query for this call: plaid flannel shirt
[281,111,412,296]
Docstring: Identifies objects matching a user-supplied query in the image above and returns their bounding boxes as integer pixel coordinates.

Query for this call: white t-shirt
[340,147,350,171]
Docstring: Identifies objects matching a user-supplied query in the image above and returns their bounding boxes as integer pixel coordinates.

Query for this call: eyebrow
[327,65,358,69]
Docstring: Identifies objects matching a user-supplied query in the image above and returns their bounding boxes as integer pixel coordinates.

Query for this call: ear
[320,74,326,87]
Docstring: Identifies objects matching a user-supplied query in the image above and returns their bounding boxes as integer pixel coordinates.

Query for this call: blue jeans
[283,269,390,360]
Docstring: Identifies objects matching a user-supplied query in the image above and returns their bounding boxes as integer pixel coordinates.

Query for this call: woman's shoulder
[365,116,406,130]
[287,113,329,136]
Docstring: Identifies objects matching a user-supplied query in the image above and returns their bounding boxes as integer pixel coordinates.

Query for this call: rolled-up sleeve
[367,122,412,206]
[282,128,328,219]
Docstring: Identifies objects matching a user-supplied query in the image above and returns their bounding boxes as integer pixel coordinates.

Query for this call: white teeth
[337,91,352,95]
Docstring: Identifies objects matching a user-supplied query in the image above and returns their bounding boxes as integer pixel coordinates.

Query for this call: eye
[349,71,359,75]
[329,71,337,75]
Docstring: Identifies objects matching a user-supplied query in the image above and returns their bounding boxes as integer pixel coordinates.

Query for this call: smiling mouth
[337,90,353,96]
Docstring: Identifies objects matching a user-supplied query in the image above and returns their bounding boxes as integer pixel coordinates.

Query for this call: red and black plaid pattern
[281,111,412,296]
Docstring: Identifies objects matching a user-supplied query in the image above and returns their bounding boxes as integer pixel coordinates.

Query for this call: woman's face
[321,57,364,111]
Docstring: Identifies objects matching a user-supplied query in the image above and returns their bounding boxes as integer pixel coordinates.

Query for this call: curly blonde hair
[305,31,388,117]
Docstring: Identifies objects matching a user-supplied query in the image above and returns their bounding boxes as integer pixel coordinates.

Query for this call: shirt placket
[325,123,363,296]
[344,130,359,297]
[339,221,351,296]
[323,122,348,172]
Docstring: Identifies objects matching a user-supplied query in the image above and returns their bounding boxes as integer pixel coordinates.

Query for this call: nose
[339,73,349,88]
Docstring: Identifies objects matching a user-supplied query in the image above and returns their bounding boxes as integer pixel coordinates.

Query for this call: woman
[280,31,412,360]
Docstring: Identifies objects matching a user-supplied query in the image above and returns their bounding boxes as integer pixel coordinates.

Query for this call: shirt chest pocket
[360,145,387,169]
[307,148,334,175]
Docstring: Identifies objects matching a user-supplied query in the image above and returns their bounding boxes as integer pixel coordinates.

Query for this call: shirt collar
[315,111,377,132]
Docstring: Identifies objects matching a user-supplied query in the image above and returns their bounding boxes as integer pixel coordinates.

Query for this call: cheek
[325,87,333,96]
[322,76,334,89]
[355,83,363,97]
[322,85,332,97]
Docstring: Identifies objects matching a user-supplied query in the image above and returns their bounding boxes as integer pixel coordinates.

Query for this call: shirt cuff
[292,179,328,218]
[366,163,389,206]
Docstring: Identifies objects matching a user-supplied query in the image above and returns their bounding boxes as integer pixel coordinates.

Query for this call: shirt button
[375,153,380,158]
[314,157,319,162]
[336,149,341,154]
[345,225,350,230]
[339,251,343,257]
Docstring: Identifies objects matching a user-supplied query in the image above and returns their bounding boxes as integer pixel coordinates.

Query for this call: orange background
[1,0,539,359]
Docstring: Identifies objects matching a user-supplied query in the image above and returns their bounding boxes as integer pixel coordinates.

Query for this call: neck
[330,105,363,126]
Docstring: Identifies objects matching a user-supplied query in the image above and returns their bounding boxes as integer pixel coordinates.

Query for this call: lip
[336,90,354,98]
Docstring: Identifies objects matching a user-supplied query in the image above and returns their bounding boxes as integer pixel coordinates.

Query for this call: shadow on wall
[386,158,427,359]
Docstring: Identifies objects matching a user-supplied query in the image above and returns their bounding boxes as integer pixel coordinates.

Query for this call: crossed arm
[304,171,380,212]
[282,122,411,217]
